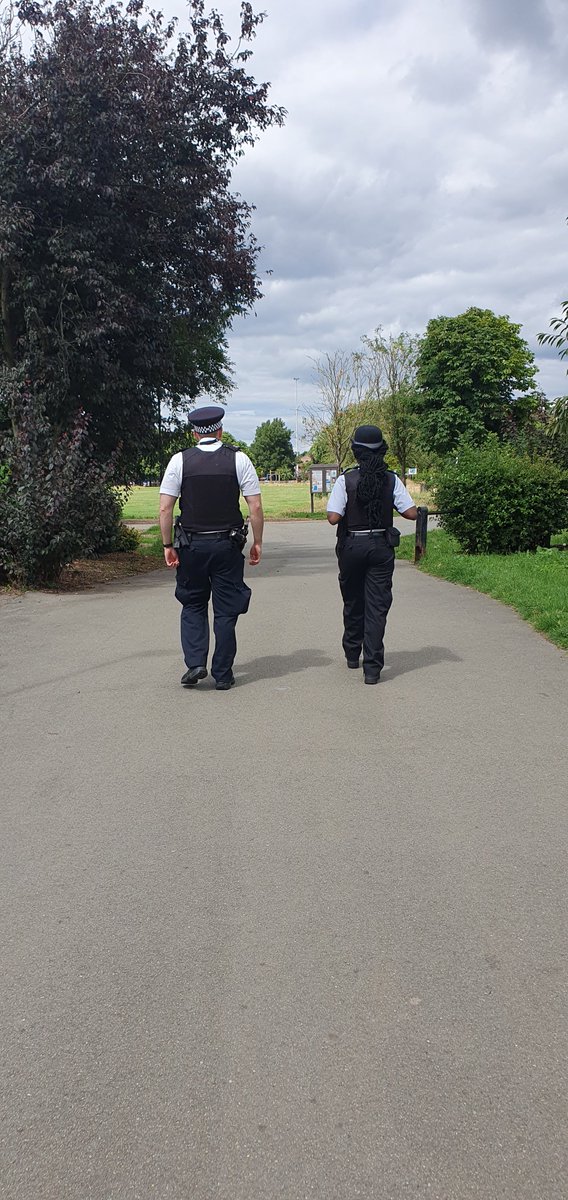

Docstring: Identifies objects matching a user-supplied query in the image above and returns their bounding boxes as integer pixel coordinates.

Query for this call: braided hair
[354,434,389,528]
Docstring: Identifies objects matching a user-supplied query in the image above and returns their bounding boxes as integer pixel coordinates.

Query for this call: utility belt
[346,526,400,548]
[173,517,249,551]
[348,527,386,535]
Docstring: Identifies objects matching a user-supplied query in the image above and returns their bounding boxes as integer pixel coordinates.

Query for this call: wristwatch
[163,542,173,549]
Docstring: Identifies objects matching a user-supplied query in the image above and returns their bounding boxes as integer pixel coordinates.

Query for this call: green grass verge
[397,529,568,650]
[122,483,329,521]
[137,527,164,558]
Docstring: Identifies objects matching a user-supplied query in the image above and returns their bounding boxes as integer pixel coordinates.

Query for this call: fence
[414,506,429,563]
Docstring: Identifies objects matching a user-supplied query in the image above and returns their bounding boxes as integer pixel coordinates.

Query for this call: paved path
[1,523,566,1200]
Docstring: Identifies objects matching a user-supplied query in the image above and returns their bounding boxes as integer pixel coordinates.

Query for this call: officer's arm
[326,476,345,524]
[245,493,264,565]
[159,493,179,567]
[400,505,418,520]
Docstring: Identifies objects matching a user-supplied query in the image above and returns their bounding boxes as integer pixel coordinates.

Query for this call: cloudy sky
[170,0,568,445]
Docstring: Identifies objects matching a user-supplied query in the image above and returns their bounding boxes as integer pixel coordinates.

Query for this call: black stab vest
[343,467,395,531]
[180,445,243,533]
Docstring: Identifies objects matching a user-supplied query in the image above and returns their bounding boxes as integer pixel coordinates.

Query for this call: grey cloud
[465,0,554,50]
[406,55,481,106]
[163,0,568,430]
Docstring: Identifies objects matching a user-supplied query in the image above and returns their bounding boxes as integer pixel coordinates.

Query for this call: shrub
[109,522,140,553]
[87,486,132,555]
[434,437,568,554]
[0,394,122,585]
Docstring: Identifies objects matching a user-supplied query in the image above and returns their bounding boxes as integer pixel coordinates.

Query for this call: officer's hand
[249,542,262,566]
[164,547,179,568]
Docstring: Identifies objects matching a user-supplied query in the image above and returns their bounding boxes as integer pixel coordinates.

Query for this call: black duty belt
[189,530,232,538]
[347,528,386,535]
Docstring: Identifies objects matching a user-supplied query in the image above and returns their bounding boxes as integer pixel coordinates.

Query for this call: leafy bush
[109,522,140,553]
[86,486,136,555]
[434,438,568,554]
[0,395,123,585]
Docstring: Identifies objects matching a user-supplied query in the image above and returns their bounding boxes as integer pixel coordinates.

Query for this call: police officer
[326,425,417,684]
[159,406,263,691]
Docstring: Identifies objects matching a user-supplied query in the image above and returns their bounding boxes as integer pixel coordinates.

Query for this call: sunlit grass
[121,482,329,521]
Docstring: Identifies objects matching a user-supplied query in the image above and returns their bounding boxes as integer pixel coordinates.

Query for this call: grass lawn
[122,480,432,521]
[397,529,568,650]
[122,482,329,521]
[138,527,165,557]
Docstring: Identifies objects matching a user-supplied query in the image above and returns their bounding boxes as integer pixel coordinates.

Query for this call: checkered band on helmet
[187,404,225,435]
[192,418,224,435]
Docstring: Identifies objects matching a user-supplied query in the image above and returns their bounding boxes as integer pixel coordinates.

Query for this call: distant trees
[249,418,295,478]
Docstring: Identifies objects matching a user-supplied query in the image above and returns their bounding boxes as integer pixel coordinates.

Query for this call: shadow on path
[381,645,462,681]
[1,646,460,697]
[237,648,333,683]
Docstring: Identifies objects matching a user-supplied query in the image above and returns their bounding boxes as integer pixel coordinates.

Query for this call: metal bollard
[414,506,428,563]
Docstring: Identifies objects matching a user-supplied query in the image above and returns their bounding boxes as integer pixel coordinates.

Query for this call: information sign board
[311,470,323,494]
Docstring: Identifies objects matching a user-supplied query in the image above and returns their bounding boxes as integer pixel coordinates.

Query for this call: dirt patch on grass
[47,553,165,592]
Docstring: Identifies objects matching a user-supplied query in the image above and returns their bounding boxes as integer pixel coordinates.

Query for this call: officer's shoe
[364,672,381,685]
[215,673,235,691]
[347,659,360,669]
[181,666,208,688]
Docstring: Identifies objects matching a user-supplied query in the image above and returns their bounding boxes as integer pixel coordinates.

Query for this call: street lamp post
[293,377,299,477]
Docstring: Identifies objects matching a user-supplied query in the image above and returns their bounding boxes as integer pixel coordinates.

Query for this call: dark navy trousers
[175,536,251,684]
[337,534,395,675]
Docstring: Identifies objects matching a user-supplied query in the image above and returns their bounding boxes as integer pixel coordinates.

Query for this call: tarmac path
[1,522,566,1200]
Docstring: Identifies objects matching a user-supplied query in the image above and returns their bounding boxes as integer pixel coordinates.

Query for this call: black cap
[187,405,225,434]
[351,424,387,450]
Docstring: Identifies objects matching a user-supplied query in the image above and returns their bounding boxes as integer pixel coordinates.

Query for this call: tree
[222,431,249,454]
[538,297,568,364]
[306,334,424,478]
[305,351,369,470]
[546,396,568,469]
[308,428,333,463]
[0,0,285,476]
[416,307,538,457]
[249,418,294,478]
[549,395,568,441]
[539,292,568,468]
[362,329,421,479]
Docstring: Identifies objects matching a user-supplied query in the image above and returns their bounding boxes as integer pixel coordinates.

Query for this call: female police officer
[326,425,417,684]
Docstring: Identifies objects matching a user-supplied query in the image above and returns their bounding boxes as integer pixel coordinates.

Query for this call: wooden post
[414,506,428,563]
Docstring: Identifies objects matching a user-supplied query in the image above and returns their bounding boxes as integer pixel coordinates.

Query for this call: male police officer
[159,406,263,691]
[326,425,417,684]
